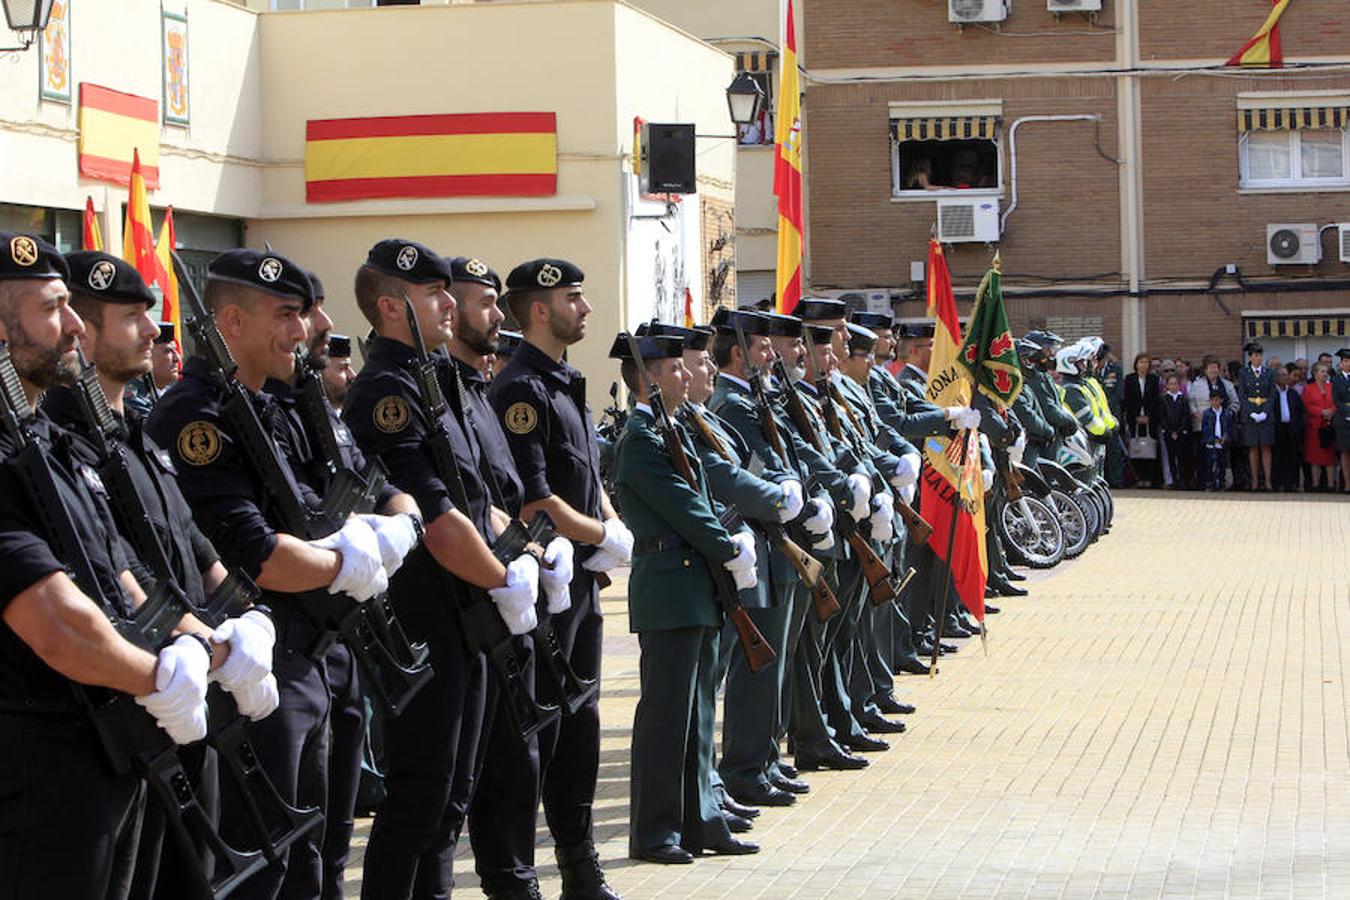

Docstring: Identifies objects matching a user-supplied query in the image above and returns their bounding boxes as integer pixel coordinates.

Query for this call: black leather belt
[274,609,337,661]
[633,533,689,556]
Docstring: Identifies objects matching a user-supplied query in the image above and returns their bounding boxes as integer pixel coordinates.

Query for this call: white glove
[136,635,210,745]
[489,555,540,636]
[1251,411,1267,423]
[959,408,983,431]
[891,452,921,490]
[869,494,895,543]
[846,473,871,521]
[777,479,805,523]
[1008,432,1027,466]
[231,673,280,721]
[209,609,274,692]
[311,517,388,603]
[802,498,834,537]
[357,513,420,578]
[944,406,971,423]
[539,536,575,615]
[981,469,995,492]
[582,518,634,572]
[810,530,837,551]
[723,531,759,591]
[899,483,917,505]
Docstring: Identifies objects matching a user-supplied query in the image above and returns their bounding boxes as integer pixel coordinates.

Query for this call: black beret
[0,231,68,282]
[65,251,155,307]
[1243,341,1264,354]
[849,311,893,331]
[208,248,315,311]
[760,312,803,338]
[711,307,771,337]
[505,258,584,293]
[802,322,834,345]
[846,323,878,354]
[794,297,848,321]
[897,322,936,339]
[364,239,454,286]
[1336,348,1350,360]
[636,321,711,352]
[448,256,502,294]
[329,334,351,358]
[156,323,177,345]
[497,330,523,356]
[608,332,684,361]
[306,269,325,301]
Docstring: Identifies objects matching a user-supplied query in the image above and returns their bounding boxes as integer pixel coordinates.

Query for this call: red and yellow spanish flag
[773,0,804,315]
[155,208,180,342]
[919,239,988,622]
[78,84,160,188]
[304,112,558,202]
[683,287,695,328]
[1227,0,1291,68]
[122,150,159,288]
[82,195,103,252]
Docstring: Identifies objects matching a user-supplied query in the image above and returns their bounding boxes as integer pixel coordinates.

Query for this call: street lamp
[2,0,55,52]
[725,71,766,127]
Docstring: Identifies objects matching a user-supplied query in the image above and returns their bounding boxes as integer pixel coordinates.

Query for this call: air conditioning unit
[1337,223,1350,263]
[824,290,893,316]
[938,198,1001,243]
[1266,223,1321,265]
[949,0,1008,24]
[1048,0,1102,13]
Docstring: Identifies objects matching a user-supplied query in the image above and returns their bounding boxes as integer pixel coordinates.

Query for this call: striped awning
[891,115,1000,142]
[1245,316,1349,339]
[735,51,778,73]
[1238,106,1350,132]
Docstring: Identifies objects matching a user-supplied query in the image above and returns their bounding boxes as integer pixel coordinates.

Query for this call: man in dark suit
[1271,366,1305,491]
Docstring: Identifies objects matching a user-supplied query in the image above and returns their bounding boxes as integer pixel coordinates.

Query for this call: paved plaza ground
[345,492,1350,898]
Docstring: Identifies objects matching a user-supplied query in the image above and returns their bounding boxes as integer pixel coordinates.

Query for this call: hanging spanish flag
[919,239,988,622]
[154,208,180,343]
[122,150,159,288]
[1227,0,1291,68]
[632,116,645,177]
[82,196,103,252]
[773,0,804,315]
[304,112,558,202]
[78,84,160,188]
[683,286,695,328]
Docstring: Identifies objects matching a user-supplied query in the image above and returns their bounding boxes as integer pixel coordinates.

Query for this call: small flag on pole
[82,196,103,252]
[154,208,180,347]
[683,287,695,328]
[773,0,804,314]
[122,149,158,287]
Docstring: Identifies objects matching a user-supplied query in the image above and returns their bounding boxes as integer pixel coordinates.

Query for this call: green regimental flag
[958,255,1023,410]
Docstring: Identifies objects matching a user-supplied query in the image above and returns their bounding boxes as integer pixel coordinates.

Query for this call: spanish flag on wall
[305,112,558,202]
[123,150,159,287]
[773,0,804,315]
[1227,0,1291,68]
[82,196,103,252]
[155,208,180,342]
[78,84,160,188]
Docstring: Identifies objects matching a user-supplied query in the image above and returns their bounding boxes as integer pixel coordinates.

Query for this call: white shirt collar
[905,363,929,381]
[718,372,751,391]
[635,402,653,418]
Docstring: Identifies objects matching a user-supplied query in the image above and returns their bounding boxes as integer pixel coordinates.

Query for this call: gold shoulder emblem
[177,420,222,466]
[373,395,411,434]
[504,401,538,435]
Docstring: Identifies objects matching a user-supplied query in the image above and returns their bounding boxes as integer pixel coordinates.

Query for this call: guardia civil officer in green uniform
[1238,341,1278,491]
[1335,349,1350,492]
[614,332,760,864]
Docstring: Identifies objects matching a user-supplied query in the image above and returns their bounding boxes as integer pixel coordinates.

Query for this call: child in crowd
[1160,373,1191,488]
[1201,388,1234,491]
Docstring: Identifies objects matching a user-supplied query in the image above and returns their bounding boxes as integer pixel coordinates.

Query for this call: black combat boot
[490,879,545,900]
[556,842,621,900]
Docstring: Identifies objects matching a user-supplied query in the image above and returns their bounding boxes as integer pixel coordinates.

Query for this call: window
[888,107,1002,198]
[0,202,82,252]
[1237,99,1350,189]
[733,52,777,147]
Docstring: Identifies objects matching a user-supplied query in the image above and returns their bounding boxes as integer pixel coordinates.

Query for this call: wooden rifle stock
[846,531,897,606]
[1002,461,1024,501]
[771,528,839,622]
[893,497,933,546]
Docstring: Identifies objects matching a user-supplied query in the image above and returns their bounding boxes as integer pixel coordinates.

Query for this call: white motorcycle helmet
[1055,344,1085,375]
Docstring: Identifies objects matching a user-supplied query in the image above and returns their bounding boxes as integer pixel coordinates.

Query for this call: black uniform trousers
[127,738,218,900]
[0,714,144,900]
[321,643,365,900]
[1273,421,1301,490]
[222,633,331,900]
[787,561,842,757]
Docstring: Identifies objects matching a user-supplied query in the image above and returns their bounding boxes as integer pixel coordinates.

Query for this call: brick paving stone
[342,492,1350,898]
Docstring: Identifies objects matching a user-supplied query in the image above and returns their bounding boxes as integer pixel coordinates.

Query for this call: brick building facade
[803,0,1350,365]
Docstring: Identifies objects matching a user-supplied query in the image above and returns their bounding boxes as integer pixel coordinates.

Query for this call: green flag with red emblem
[958,254,1022,410]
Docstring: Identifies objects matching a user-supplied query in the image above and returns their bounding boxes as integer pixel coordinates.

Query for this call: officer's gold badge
[177,420,222,466]
[374,396,411,434]
[504,402,538,435]
[10,235,38,267]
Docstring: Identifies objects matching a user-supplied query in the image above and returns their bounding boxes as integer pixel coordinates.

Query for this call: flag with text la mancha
[919,238,988,622]
[958,260,1023,410]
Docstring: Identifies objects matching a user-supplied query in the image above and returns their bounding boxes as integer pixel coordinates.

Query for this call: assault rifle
[68,347,323,867]
[402,297,562,740]
[174,251,432,717]
[0,341,270,899]
[622,332,774,673]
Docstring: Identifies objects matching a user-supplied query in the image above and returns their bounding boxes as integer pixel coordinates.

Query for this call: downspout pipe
[1000,114,1108,233]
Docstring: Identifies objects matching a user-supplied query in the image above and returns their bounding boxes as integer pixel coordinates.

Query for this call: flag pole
[929,428,967,678]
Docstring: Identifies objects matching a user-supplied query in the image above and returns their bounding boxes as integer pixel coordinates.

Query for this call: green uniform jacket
[1012,367,1055,446]
[615,408,737,632]
[1334,370,1350,448]
[1237,364,1278,445]
[838,372,918,461]
[868,366,949,441]
[1031,368,1079,439]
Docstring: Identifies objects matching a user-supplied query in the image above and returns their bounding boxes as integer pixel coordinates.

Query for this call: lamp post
[2,0,55,52]
[725,71,766,128]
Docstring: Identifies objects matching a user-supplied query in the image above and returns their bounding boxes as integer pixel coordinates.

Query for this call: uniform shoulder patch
[373,395,411,434]
[177,420,222,466]
[504,401,539,435]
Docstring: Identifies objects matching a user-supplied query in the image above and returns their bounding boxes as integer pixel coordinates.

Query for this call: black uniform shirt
[43,386,219,606]
[440,352,524,516]
[0,410,135,708]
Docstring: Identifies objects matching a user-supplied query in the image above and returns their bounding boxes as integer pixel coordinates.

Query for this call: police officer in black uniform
[44,250,282,899]
[0,232,213,899]
[490,259,632,900]
[147,248,420,900]
[342,240,543,900]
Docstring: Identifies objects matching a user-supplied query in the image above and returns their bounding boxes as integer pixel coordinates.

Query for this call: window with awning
[889,108,1002,196]
[1237,96,1350,188]
[1245,316,1349,340]
[890,115,1001,143]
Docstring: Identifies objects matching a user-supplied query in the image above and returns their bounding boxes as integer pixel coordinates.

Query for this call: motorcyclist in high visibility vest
[1057,344,1110,441]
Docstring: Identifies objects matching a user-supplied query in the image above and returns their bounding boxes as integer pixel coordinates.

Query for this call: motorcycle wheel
[999,495,1065,569]
[1048,490,1091,560]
